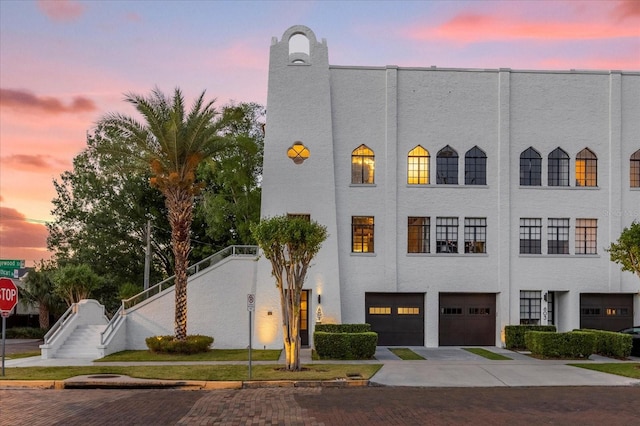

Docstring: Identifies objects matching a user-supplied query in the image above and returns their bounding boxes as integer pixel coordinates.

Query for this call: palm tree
[21,261,61,330]
[100,88,223,341]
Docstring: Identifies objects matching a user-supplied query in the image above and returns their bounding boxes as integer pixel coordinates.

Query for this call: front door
[300,290,309,346]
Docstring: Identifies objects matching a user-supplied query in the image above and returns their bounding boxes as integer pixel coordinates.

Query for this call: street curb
[0,378,369,390]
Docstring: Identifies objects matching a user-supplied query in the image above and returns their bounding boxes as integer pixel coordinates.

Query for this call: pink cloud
[37,0,86,22]
[0,88,97,115]
[0,206,50,266]
[404,2,639,44]
[1,154,69,173]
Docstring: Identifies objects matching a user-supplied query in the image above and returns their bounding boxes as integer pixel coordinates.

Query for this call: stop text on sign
[0,288,17,300]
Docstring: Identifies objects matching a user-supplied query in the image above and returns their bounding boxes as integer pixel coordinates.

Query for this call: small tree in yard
[607,221,640,280]
[251,215,328,371]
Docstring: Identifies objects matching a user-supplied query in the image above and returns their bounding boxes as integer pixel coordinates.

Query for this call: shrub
[578,329,633,358]
[5,327,47,339]
[505,325,556,350]
[525,330,595,359]
[145,335,213,354]
[315,323,371,333]
[314,331,377,359]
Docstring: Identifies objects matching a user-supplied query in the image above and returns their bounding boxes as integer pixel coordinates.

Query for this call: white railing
[43,303,76,344]
[100,245,258,345]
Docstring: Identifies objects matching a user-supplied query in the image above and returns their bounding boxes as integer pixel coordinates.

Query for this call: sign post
[0,277,19,376]
[247,293,255,380]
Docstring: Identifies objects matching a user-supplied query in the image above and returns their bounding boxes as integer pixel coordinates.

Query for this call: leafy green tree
[99,88,224,341]
[20,260,63,329]
[251,215,328,371]
[53,264,102,306]
[196,102,264,255]
[607,221,640,280]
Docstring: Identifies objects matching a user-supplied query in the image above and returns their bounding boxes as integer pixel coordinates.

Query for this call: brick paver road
[1,386,639,425]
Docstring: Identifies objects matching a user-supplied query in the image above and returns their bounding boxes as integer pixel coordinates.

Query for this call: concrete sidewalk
[2,345,640,389]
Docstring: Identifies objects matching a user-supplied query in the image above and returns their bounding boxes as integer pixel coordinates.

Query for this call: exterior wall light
[317,294,321,304]
[287,141,310,164]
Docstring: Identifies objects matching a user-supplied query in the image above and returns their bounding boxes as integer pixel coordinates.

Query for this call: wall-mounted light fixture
[317,294,321,304]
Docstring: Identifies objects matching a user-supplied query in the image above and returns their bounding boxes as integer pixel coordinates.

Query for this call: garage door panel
[580,294,633,331]
[365,293,424,346]
[439,293,496,346]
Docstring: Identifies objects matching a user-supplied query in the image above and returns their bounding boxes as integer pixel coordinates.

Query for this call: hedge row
[577,329,632,358]
[505,325,557,350]
[314,326,377,360]
[315,323,371,333]
[525,331,594,358]
[145,335,214,354]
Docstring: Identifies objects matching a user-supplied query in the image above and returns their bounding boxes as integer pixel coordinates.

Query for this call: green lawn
[0,363,382,381]
[388,348,426,360]
[97,349,282,362]
[463,348,512,360]
[3,351,41,360]
[570,363,640,379]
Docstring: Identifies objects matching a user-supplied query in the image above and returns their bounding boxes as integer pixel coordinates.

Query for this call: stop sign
[0,278,18,312]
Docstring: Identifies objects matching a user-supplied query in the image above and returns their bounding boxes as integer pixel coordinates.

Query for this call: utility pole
[144,219,151,290]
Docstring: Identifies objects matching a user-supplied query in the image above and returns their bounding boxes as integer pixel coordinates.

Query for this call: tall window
[352,145,375,184]
[436,145,458,184]
[436,217,458,253]
[548,148,569,187]
[547,218,569,254]
[408,217,430,253]
[352,216,374,253]
[464,146,487,185]
[520,291,541,325]
[520,218,542,254]
[520,147,542,186]
[407,146,429,184]
[631,150,640,188]
[464,218,486,253]
[575,148,597,187]
[576,218,597,254]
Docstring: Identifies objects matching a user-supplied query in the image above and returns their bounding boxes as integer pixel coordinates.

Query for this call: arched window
[520,147,541,186]
[548,148,569,187]
[576,148,597,187]
[631,150,640,188]
[464,146,486,185]
[289,33,310,64]
[352,145,375,184]
[407,145,429,184]
[436,145,458,184]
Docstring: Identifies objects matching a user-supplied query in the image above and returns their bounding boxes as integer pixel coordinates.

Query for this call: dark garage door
[365,293,424,346]
[439,293,496,346]
[580,293,633,331]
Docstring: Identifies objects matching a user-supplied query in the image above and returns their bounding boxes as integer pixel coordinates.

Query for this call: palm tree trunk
[166,185,193,341]
[38,305,50,330]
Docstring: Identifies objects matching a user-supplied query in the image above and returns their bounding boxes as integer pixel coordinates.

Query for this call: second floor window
[436,145,458,184]
[352,216,374,253]
[576,148,597,187]
[520,218,542,254]
[465,146,487,185]
[576,218,597,254]
[408,217,430,253]
[520,147,542,186]
[352,145,375,184]
[547,218,569,254]
[464,218,486,253]
[548,148,569,187]
[436,217,458,253]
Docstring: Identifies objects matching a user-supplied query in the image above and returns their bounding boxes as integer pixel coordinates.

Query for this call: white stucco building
[255,25,640,348]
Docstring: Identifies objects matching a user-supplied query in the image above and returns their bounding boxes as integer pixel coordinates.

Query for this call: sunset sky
[1,0,639,266]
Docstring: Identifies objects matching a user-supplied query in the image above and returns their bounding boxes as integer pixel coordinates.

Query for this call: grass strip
[0,363,382,381]
[569,363,640,379]
[96,349,282,362]
[388,348,425,360]
[463,348,512,360]
[3,351,41,360]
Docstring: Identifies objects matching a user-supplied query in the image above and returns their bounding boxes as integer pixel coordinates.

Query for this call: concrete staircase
[54,324,105,359]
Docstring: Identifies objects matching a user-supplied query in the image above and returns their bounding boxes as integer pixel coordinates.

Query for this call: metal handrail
[99,245,258,344]
[43,303,76,344]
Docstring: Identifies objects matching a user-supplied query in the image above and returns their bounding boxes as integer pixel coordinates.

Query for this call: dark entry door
[300,290,309,346]
[365,293,424,346]
[580,293,633,331]
[439,293,496,346]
